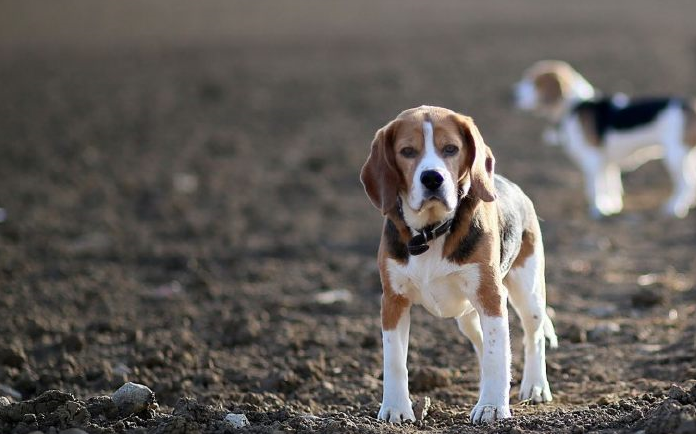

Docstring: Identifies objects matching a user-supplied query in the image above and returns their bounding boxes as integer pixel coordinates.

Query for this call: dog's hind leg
[455,306,483,364]
[506,238,554,404]
[604,163,624,215]
[663,142,696,218]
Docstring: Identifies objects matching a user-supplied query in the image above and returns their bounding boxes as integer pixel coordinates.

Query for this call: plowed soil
[1,1,695,433]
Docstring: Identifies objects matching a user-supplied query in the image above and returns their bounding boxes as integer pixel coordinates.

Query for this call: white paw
[519,379,553,403]
[469,403,511,424]
[661,200,690,219]
[591,202,621,219]
[588,206,607,220]
[378,401,415,423]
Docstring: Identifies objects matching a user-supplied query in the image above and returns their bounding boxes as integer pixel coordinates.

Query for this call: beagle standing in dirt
[360,106,557,424]
[514,60,696,218]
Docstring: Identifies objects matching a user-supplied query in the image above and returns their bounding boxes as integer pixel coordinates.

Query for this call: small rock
[631,288,664,308]
[588,322,620,342]
[0,396,11,406]
[59,429,89,434]
[412,396,431,421]
[224,413,250,428]
[111,382,156,415]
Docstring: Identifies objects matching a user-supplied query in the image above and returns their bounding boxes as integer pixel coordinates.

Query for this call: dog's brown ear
[454,114,497,202]
[360,120,401,215]
[534,71,567,105]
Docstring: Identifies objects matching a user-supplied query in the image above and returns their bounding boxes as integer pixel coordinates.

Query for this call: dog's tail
[543,312,558,349]
[544,314,559,349]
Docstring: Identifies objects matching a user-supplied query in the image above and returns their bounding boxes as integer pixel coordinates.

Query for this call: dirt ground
[1,1,696,433]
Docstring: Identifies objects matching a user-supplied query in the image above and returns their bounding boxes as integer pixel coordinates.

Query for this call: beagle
[514,60,696,218]
[360,106,557,424]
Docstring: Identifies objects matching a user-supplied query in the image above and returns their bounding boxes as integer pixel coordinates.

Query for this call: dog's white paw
[378,400,415,423]
[519,380,553,403]
[469,403,511,424]
[661,199,690,219]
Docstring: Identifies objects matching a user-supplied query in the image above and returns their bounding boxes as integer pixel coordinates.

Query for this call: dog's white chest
[386,238,479,318]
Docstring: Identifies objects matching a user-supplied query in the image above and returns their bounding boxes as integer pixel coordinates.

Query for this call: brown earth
[1,1,695,433]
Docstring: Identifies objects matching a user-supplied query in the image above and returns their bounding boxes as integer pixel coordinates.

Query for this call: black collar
[407,219,453,255]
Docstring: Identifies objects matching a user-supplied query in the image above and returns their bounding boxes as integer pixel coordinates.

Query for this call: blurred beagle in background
[360,106,557,424]
[514,60,696,218]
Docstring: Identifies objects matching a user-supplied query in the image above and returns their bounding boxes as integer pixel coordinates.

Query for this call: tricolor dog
[514,60,696,218]
[360,106,557,424]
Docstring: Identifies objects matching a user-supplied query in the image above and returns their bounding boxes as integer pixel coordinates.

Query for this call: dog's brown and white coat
[360,106,557,424]
[515,60,696,218]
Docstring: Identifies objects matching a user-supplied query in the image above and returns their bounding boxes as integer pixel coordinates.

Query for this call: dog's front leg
[378,292,415,423]
[470,290,512,424]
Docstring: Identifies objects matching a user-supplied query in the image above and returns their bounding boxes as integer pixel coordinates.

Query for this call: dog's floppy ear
[453,114,497,202]
[360,120,401,215]
[534,71,568,105]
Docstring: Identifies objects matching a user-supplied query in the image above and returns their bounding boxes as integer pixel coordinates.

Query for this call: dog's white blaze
[404,121,458,228]
[386,237,481,318]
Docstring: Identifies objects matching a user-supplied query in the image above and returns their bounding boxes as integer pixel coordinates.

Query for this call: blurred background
[1,1,695,432]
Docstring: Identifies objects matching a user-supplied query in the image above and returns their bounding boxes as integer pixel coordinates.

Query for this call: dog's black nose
[420,170,444,191]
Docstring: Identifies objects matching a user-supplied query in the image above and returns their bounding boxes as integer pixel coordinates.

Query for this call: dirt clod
[412,396,431,421]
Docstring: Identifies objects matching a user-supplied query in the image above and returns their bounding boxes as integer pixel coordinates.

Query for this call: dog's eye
[400,147,417,158]
[443,144,459,156]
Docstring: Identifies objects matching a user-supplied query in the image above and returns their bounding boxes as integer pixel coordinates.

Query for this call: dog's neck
[391,192,477,257]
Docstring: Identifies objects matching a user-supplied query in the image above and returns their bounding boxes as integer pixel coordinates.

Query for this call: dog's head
[360,106,496,229]
[513,60,595,119]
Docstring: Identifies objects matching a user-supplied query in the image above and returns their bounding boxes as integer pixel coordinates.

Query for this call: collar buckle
[407,219,453,256]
